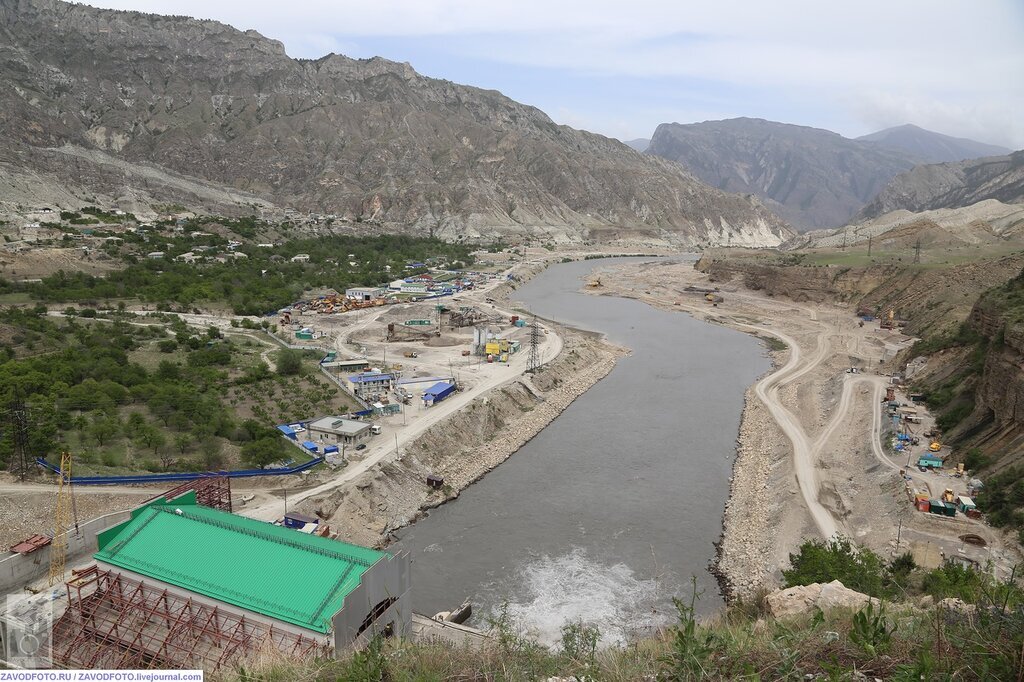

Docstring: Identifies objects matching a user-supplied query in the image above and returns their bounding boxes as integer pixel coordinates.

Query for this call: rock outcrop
[764,580,876,619]
[857,151,1024,221]
[0,0,792,247]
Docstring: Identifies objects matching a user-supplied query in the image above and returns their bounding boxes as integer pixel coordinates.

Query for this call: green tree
[783,536,887,597]
[173,432,192,455]
[275,349,303,376]
[89,415,120,446]
[241,437,285,469]
[199,437,224,470]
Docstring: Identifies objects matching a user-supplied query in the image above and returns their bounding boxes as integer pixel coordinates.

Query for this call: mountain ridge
[645,117,918,231]
[856,151,1024,221]
[0,0,791,247]
[856,124,1011,164]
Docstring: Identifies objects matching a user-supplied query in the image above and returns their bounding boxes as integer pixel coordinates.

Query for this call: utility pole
[6,393,31,480]
[527,314,541,373]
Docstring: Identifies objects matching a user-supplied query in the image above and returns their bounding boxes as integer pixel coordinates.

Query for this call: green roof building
[92,497,410,651]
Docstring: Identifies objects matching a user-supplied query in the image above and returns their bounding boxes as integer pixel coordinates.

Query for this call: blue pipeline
[34,456,324,485]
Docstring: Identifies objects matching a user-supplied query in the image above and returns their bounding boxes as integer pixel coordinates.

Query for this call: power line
[527,314,540,373]
[6,394,31,480]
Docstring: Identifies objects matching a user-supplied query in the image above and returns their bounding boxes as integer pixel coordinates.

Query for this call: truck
[370,424,383,435]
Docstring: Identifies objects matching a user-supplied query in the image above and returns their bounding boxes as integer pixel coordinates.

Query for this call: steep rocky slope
[857,151,1024,221]
[0,0,791,246]
[784,200,1024,251]
[646,118,918,230]
[856,124,1010,164]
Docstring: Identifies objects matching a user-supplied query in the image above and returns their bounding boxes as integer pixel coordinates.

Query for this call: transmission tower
[913,238,922,264]
[867,234,872,257]
[527,314,541,373]
[48,451,76,586]
[6,394,31,480]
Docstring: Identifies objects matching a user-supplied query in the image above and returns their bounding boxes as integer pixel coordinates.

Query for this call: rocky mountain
[856,151,1024,221]
[623,138,650,152]
[646,118,918,231]
[0,0,791,247]
[856,124,1010,164]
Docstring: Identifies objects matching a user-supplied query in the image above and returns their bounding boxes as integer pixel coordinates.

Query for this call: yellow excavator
[929,441,942,452]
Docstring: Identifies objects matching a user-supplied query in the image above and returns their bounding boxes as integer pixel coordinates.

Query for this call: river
[392,257,770,645]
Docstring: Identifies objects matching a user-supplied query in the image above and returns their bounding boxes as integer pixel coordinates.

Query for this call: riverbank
[580,257,917,601]
[295,259,628,549]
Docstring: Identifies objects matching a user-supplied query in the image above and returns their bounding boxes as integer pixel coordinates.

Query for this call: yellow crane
[48,451,77,586]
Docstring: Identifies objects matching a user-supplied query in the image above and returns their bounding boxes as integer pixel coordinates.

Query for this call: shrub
[782,536,887,597]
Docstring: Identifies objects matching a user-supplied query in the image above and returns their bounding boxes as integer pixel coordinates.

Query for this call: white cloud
[78,1,1024,147]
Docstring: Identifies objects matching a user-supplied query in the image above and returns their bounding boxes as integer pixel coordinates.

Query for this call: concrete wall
[0,510,131,596]
[332,551,412,652]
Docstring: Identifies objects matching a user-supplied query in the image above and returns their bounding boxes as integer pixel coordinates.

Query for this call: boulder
[764,580,877,619]
[938,597,977,624]
[816,580,877,612]
[765,583,823,619]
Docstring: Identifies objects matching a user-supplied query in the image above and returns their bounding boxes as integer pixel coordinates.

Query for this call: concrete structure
[0,509,131,596]
[308,416,372,445]
[345,286,386,301]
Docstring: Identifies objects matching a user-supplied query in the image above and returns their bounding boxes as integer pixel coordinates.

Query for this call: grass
[217,593,1024,681]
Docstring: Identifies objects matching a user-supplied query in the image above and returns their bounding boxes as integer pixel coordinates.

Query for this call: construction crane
[48,451,78,586]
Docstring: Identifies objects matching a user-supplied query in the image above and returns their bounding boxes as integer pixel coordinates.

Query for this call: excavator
[929,441,942,452]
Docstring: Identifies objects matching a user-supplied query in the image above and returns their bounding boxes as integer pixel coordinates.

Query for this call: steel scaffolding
[155,475,233,512]
[52,566,328,671]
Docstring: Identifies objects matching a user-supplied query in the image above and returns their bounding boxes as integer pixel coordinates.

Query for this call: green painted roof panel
[94,505,387,633]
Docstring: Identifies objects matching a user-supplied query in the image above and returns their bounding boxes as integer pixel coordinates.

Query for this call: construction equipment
[403,351,418,358]
[941,488,956,503]
[586,278,601,288]
[929,441,942,452]
[48,451,77,586]
[880,308,895,330]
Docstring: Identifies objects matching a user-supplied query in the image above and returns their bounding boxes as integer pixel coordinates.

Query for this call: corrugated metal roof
[348,374,393,383]
[424,381,453,397]
[94,505,386,634]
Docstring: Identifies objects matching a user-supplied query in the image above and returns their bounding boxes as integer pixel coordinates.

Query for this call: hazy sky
[85,1,1024,149]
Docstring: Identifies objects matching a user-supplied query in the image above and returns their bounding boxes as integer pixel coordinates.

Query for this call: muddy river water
[392,257,770,644]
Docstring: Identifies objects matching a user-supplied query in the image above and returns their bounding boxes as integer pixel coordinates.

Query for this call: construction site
[582,257,1024,601]
[0,259,563,671]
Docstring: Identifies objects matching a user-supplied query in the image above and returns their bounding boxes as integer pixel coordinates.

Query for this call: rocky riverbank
[713,358,789,602]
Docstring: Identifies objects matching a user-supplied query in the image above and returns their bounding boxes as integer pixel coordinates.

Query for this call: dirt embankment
[697,250,1024,339]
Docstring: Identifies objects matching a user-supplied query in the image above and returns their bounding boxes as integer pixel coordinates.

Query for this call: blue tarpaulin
[324,445,339,454]
[302,440,319,452]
